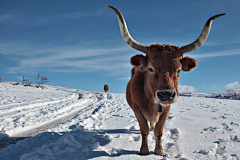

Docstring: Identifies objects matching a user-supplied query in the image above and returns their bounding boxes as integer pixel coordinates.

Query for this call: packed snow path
[0,83,97,138]
[0,82,240,160]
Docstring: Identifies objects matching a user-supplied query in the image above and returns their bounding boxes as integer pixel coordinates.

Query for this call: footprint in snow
[107,94,112,99]
[213,138,229,144]
[115,134,120,138]
[211,116,218,120]
[222,123,234,132]
[170,128,179,140]
[219,115,227,119]
[128,126,137,131]
[128,135,140,142]
[230,122,239,127]
[193,149,209,155]
[163,128,183,159]
[202,126,221,132]
[168,116,174,120]
[230,135,240,142]
[179,108,191,113]
[193,144,226,157]
[202,123,234,133]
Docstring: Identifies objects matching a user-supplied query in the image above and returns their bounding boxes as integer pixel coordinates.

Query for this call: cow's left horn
[181,13,226,54]
[109,6,149,53]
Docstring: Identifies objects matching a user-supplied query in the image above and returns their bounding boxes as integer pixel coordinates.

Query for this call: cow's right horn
[181,13,226,54]
[109,6,149,54]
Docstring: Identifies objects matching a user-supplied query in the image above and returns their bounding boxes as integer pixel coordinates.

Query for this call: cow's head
[109,6,225,105]
[130,44,197,104]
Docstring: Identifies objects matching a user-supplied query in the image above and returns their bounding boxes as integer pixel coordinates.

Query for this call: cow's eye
[148,67,154,73]
[177,70,181,74]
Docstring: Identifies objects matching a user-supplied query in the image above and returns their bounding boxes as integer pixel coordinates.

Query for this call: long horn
[109,6,148,53]
[181,13,226,54]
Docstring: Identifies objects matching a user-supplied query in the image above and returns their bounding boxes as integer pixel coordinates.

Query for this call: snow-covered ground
[0,82,240,160]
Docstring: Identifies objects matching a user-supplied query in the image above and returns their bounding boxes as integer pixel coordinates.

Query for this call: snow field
[0,82,240,159]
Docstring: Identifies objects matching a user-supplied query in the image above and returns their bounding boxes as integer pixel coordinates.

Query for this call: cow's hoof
[137,151,149,155]
[138,147,149,155]
[154,148,166,156]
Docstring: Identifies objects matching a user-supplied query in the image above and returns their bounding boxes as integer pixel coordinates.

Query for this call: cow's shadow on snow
[0,125,143,159]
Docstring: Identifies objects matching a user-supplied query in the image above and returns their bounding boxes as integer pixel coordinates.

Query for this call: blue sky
[0,0,240,93]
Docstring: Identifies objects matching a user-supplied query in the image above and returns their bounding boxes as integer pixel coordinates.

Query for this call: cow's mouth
[160,101,175,105]
[154,99,177,105]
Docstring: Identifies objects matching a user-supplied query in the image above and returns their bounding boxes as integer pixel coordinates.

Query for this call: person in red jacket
[104,85,109,92]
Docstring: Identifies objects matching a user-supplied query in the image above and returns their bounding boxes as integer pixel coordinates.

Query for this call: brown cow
[109,6,225,156]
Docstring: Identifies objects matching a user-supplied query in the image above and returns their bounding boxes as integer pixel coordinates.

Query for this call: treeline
[12,73,48,89]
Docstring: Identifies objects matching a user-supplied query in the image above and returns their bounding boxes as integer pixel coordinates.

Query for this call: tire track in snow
[9,95,97,138]
[0,94,78,120]
[0,86,100,151]
[0,92,107,151]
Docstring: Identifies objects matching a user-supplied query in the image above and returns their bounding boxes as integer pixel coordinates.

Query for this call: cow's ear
[131,54,147,72]
[180,57,197,72]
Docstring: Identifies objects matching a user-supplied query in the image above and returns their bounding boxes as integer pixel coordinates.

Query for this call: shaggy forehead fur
[147,44,182,58]
[146,44,183,74]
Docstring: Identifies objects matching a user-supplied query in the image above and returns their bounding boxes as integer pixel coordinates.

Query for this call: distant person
[104,85,109,92]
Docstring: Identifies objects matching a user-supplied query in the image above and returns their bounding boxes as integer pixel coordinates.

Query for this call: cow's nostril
[157,92,164,100]
[170,91,176,100]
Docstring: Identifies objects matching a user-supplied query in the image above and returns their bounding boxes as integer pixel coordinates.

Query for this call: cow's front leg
[154,105,171,156]
[134,109,149,155]
[154,133,166,156]
[140,132,149,155]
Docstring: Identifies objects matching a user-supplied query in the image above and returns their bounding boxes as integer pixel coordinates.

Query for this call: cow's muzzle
[155,90,177,104]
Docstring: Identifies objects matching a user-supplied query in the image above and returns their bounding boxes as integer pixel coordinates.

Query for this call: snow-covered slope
[209,88,240,100]
[0,82,239,160]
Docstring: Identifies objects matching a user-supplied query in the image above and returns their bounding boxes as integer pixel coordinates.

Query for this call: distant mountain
[187,88,240,100]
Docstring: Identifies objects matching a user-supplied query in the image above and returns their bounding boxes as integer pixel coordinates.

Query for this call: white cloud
[204,39,240,47]
[116,77,131,81]
[0,13,17,23]
[178,85,198,94]
[188,49,240,59]
[210,83,217,90]
[56,10,107,19]
[0,9,108,26]
[224,81,240,89]
[1,41,134,79]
